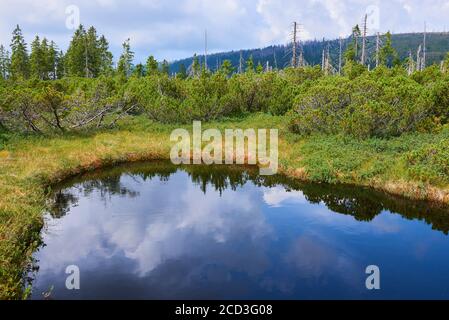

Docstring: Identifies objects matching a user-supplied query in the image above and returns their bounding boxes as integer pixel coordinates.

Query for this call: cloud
[0,0,448,62]
[35,172,273,277]
[262,186,308,207]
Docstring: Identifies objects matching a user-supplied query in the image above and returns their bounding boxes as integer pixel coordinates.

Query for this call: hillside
[170,32,449,73]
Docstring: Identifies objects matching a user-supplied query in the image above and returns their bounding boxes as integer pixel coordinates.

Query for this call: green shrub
[1,65,448,137]
[288,73,440,138]
[0,77,128,133]
[406,140,449,184]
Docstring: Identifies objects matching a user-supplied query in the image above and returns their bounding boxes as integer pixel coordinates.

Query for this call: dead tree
[273,48,278,70]
[416,45,422,71]
[375,32,380,68]
[407,51,416,75]
[239,50,243,74]
[322,45,334,75]
[204,29,208,71]
[338,37,342,74]
[266,61,271,72]
[361,14,368,65]
[322,49,325,71]
[422,22,427,70]
[291,22,298,67]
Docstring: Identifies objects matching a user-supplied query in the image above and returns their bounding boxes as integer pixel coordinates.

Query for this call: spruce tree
[47,41,58,80]
[380,32,400,67]
[352,25,361,58]
[161,60,170,75]
[98,35,113,76]
[41,38,50,78]
[30,36,43,79]
[117,38,134,78]
[146,55,159,76]
[132,63,145,77]
[56,50,66,79]
[10,25,29,79]
[65,26,112,77]
[65,25,87,77]
[219,60,234,77]
[245,55,254,72]
[256,61,264,73]
[85,26,101,77]
[192,54,200,77]
[177,63,187,79]
[344,43,357,63]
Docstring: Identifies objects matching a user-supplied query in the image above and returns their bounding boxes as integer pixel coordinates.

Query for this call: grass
[1,113,449,299]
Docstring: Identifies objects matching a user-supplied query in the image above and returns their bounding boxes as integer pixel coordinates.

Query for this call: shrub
[288,77,352,135]
[0,78,129,133]
[406,140,449,184]
[288,73,439,138]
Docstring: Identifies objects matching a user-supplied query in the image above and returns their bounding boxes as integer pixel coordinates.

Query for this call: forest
[171,32,449,74]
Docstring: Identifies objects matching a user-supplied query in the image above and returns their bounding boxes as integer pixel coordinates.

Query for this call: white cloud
[0,0,448,62]
[35,173,273,277]
[262,186,308,207]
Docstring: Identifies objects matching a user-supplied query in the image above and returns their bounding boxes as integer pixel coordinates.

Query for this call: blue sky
[0,0,448,64]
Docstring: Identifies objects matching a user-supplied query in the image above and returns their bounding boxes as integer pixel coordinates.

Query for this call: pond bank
[1,114,449,299]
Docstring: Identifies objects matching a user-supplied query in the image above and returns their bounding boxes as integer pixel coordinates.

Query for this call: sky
[0,0,449,64]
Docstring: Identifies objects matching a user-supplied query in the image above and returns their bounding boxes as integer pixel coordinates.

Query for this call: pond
[29,161,449,299]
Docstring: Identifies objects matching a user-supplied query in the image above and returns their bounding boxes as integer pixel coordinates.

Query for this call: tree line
[3,24,448,82]
[1,24,449,140]
[0,25,173,80]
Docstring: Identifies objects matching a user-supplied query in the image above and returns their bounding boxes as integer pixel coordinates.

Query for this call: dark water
[29,161,449,300]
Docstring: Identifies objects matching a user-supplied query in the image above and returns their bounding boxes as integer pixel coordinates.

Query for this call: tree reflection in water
[47,161,449,234]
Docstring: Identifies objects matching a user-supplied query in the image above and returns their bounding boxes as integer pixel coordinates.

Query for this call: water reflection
[30,161,449,299]
[49,162,449,234]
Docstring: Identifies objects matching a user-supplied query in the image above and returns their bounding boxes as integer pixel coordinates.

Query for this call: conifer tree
[65,25,112,78]
[10,25,29,79]
[85,26,101,77]
[98,35,113,76]
[65,25,87,77]
[219,60,234,77]
[245,55,254,72]
[352,25,361,58]
[30,36,44,79]
[256,61,264,73]
[41,38,50,77]
[117,38,134,78]
[380,32,400,67]
[192,54,200,77]
[177,63,187,79]
[161,60,170,75]
[344,43,357,63]
[47,41,58,80]
[56,50,66,79]
[132,63,145,77]
[146,55,159,76]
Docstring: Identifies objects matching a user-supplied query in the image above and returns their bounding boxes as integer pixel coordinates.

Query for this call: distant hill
[170,32,449,74]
